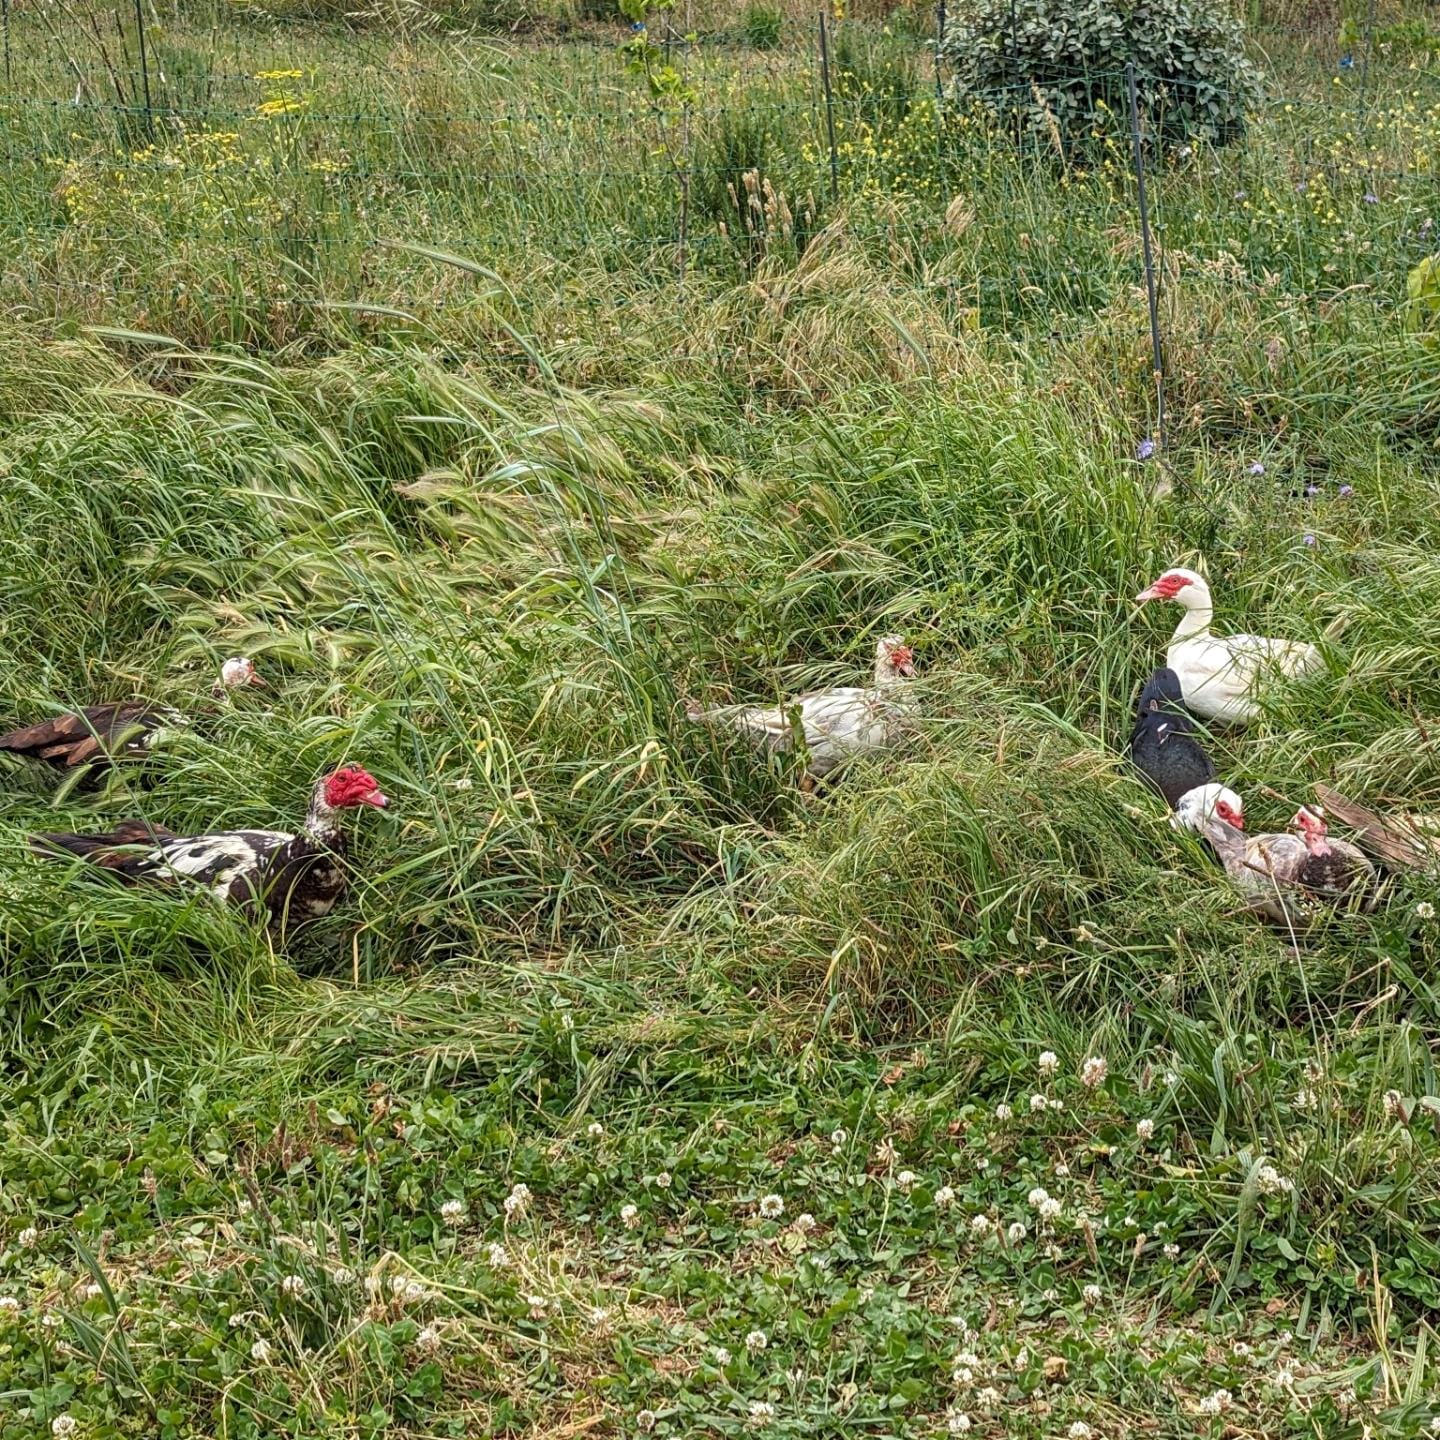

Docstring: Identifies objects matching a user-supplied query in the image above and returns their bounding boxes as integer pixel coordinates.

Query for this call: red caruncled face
[324,766,389,809]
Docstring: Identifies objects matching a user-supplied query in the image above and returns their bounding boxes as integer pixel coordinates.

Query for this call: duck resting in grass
[32,765,387,932]
[1135,568,1328,725]
[0,657,264,783]
[1125,666,1217,808]
[687,635,916,785]
[1290,804,1378,907]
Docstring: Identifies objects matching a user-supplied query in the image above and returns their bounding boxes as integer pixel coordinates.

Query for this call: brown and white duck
[1290,805,1378,906]
[1312,784,1440,873]
[0,657,264,781]
[32,765,387,932]
[687,635,917,784]
[1135,568,1327,725]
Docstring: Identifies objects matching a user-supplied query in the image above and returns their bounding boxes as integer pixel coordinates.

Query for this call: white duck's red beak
[1135,584,1164,602]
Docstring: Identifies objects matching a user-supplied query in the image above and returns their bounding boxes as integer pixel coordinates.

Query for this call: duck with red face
[32,765,389,933]
[1291,804,1377,906]
[1134,567,1325,725]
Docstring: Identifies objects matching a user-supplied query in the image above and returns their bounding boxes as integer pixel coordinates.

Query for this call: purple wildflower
[1303,533,1317,547]
[1364,192,1379,204]
[1248,462,1265,475]
[1296,181,1309,195]
[1304,483,1319,497]
[1422,219,1434,235]
[1135,438,1157,461]
[1233,190,1247,201]
[1339,484,1354,497]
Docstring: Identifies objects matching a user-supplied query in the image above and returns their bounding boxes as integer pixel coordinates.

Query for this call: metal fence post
[818,9,839,203]
[1126,63,1166,457]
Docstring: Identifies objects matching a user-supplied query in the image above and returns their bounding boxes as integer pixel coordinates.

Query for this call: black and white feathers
[1125,667,1217,808]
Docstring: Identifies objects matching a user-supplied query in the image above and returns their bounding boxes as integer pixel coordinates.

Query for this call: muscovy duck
[1135,568,1325,725]
[687,635,916,784]
[0,657,264,778]
[1173,782,1310,924]
[1312,783,1440,872]
[1125,666,1217,807]
[1290,805,1377,906]
[32,765,387,930]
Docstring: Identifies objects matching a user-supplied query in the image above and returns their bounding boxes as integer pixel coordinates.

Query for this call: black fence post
[934,0,946,103]
[2,0,12,92]
[818,9,839,203]
[1126,63,1166,457]
[134,0,154,136]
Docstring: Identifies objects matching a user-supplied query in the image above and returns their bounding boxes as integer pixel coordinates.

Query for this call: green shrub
[941,0,1264,152]
[742,2,784,48]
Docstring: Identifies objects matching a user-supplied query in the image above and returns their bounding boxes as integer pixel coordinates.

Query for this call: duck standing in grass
[0,656,264,782]
[1125,666,1217,807]
[32,765,387,932]
[1134,568,1327,725]
[687,634,916,786]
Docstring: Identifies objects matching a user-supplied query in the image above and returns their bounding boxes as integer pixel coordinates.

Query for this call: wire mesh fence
[2,0,1439,433]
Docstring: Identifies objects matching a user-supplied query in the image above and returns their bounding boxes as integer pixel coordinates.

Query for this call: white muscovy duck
[687,635,917,784]
[1172,782,1311,924]
[1135,568,1325,725]
[32,765,387,932]
[1290,804,1377,907]
[0,656,264,783]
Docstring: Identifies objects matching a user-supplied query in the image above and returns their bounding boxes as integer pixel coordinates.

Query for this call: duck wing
[1313,784,1440,871]
[1126,712,1217,808]
[0,702,177,769]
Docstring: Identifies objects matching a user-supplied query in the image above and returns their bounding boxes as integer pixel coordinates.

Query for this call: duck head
[1291,804,1333,856]
[1136,568,1211,609]
[1172,782,1245,832]
[875,635,916,681]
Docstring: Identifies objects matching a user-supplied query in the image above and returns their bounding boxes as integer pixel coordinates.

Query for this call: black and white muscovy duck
[0,657,264,780]
[1125,666,1217,807]
[686,635,917,785]
[32,765,387,930]
[1135,567,1328,725]
[1290,804,1377,906]
[1312,783,1440,873]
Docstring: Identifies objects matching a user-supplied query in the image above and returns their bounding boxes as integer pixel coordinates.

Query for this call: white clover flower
[1427,1415,1440,1434]
[745,1328,768,1353]
[41,1311,61,1330]
[653,1172,672,1190]
[994,1103,1013,1122]
[51,1420,78,1439]
[1256,1162,1294,1196]
[0,1296,20,1320]
[759,1193,784,1220]
[1054,1162,1071,1179]
[1007,1221,1027,1243]
[1038,1197,1062,1222]
[415,1325,442,1353]
[1068,1424,1093,1440]
[795,1212,816,1232]
[873,1137,898,1166]
[935,1186,956,1209]
[486,1242,509,1268]
[948,1412,972,1434]
[77,1283,102,1302]
[1162,1242,1180,1259]
[976,1387,1001,1409]
[636,1409,657,1433]
[250,1338,272,1362]
[1383,1089,1405,1119]
[747,1400,776,1427]
[1232,1341,1252,1359]
[587,1121,605,1138]
[589,1307,611,1327]
[1048,1098,1065,1112]
[1027,1187,1050,1210]
[1293,1087,1316,1109]
[526,1294,548,1319]
[1080,1056,1108,1089]
[1197,1388,1231,1416]
[1416,901,1435,921]
[1082,1284,1102,1308]
[390,1276,409,1297]
[968,1213,992,1237]
[364,1274,385,1295]
[17,1227,38,1250]
[1273,1366,1295,1388]
[1030,1093,1048,1114]
[952,1365,974,1386]
[440,1199,467,1227]
[403,1280,426,1305]
[504,1182,532,1219]
[713,1345,732,1366]
[830,1127,848,1150]
[1038,1051,1059,1076]
[895,1171,917,1194]
[973,1156,990,1172]
[332,1267,355,1286]
[280,1274,305,1298]
[620,1204,641,1230]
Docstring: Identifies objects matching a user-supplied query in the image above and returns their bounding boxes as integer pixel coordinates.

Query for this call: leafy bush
[941,0,1264,152]
[742,2,784,48]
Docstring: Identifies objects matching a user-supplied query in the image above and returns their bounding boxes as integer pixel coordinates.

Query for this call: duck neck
[304,788,343,846]
[1204,817,1247,864]
[873,659,904,689]
[1171,594,1214,644]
